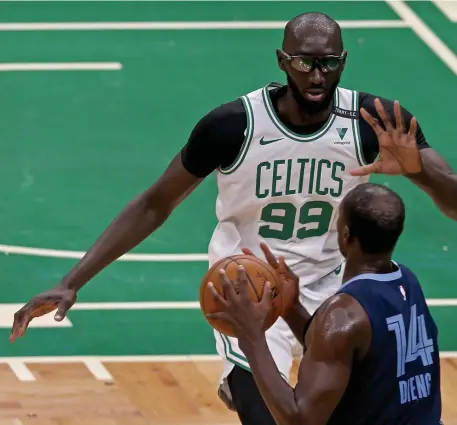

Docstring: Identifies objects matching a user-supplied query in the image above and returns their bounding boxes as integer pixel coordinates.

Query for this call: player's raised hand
[351,98,422,177]
[242,243,299,315]
[10,285,77,342]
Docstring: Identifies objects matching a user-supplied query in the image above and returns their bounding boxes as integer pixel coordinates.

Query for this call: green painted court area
[1,1,456,359]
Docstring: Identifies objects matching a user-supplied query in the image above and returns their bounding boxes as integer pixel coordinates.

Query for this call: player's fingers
[394,100,405,134]
[278,256,291,273]
[260,243,279,269]
[219,269,237,301]
[241,248,256,257]
[360,108,384,137]
[235,265,251,298]
[208,282,229,308]
[205,312,234,324]
[350,162,381,177]
[9,310,30,342]
[374,98,394,131]
[260,282,273,306]
[408,117,418,139]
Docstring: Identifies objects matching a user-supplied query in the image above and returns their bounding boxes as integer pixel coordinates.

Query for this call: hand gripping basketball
[200,253,283,337]
[205,265,275,341]
[242,243,299,315]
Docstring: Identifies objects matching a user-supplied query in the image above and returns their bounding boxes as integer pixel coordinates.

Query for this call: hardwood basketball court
[1,358,456,424]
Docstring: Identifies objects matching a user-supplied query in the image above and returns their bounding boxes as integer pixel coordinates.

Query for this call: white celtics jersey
[208,83,369,286]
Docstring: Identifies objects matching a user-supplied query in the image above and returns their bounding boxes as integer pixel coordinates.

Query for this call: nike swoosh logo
[259,137,284,145]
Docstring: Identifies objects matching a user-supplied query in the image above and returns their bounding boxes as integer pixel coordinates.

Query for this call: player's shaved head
[341,183,405,255]
[283,12,343,52]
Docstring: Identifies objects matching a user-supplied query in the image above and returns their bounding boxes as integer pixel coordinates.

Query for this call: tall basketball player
[208,183,441,425]
[11,11,455,425]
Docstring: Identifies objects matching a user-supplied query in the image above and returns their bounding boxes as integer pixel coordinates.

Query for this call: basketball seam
[231,257,261,301]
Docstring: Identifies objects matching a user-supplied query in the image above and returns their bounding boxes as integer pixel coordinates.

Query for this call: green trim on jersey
[219,332,288,380]
[219,95,254,175]
[351,90,368,166]
[262,83,340,142]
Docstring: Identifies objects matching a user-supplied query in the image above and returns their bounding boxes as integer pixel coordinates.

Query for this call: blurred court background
[0,1,456,424]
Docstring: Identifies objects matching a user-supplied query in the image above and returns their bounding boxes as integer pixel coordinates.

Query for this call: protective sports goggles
[279,49,347,73]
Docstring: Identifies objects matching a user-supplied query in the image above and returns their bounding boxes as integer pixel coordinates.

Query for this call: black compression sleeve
[180,99,247,178]
[359,93,430,164]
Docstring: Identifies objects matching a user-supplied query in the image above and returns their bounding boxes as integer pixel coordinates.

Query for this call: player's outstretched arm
[241,294,370,425]
[10,154,203,342]
[10,99,246,342]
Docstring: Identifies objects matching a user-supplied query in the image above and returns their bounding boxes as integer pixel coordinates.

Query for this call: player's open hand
[351,98,422,177]
[206,265,272,342]
[10,285,77,343]
[242,243,299,315]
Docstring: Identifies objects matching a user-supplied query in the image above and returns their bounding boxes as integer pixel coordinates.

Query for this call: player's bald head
[340,183,405,255]
[282,12,343,53]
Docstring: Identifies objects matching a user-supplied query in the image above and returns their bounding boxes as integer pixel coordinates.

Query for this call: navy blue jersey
[327,262,441,425]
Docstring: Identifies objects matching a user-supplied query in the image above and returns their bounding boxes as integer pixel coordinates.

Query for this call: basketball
[199,255,283,337]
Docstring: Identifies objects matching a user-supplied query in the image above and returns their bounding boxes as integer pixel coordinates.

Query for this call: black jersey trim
[219,95,254,175]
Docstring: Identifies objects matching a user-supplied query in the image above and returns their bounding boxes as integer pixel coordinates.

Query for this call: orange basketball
[199,255,283,337]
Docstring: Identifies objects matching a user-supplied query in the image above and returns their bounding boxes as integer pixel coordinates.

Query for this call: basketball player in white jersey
[11,11,457,425]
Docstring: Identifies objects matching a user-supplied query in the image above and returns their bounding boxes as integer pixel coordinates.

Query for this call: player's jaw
[287,74,339,115]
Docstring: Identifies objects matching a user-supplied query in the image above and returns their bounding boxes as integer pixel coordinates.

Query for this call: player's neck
[280,89,333,126]
[343,255,395,283]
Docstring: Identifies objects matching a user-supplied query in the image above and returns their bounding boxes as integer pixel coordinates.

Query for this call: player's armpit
[293,294,371,425]
[407,147,457,221]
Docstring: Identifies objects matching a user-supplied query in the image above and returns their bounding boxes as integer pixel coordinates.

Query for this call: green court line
[0,1,400,23]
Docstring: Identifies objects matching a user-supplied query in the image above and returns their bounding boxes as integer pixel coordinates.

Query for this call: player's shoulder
[313,293,369,333]
[307,293,370,350]
[200,97,247,126]
[358,91,415,117]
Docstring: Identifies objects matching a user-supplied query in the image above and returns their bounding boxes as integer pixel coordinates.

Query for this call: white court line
[0,302,200,311]
[432,0,457,22]
[83,358,114,381]
[7,359,36,381]
[0,20,408,31]
[1,299,455,313]
[0,244,208,261]
[387,0,457,75]
[0,62,122,71]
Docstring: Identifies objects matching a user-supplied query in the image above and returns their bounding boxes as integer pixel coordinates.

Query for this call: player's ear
[276,49,286,71]
[344,225,351,244]
[340,51,347,72]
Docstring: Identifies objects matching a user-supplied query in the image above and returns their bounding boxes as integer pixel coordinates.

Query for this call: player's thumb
[54,299,73,322]
[350,162,379,177]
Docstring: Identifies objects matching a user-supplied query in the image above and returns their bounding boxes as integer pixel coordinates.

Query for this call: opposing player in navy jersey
[208,182,441,425]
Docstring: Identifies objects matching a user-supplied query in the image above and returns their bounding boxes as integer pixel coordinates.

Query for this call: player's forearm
[281,303,311,346]
[60,192,172,291]
[408,152,457,221]
[240,336,301,425]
